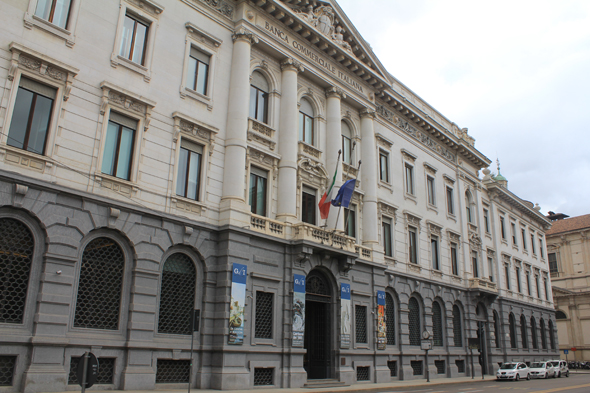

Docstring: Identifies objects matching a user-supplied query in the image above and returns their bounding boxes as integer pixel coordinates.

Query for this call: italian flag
[318,166,338,220]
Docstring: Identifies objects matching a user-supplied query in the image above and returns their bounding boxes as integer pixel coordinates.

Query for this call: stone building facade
[546,214,590,361]
[0,0,558,391]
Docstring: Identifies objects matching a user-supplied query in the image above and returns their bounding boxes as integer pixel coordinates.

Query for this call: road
[364,373,590,393]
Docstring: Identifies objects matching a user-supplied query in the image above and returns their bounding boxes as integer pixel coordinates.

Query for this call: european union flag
[331,179,356,208]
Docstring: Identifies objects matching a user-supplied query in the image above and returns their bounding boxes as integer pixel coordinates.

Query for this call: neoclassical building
[0,0,558,391]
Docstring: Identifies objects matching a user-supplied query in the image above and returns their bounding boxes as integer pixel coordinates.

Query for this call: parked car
[549,360,570,377]
[529,361,555,379]
[496,362,531,381]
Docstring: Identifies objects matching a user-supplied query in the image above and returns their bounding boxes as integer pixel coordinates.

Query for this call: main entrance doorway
[304,271,332,380]
[476,303,488,375]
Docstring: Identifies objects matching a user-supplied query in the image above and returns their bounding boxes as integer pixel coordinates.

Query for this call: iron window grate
[411,361,423,375]
[520,315,528,349]
[494,312,501,348]
[432,302,443,346]
[540,319,547,350]
[0,356,16,386]
[387,361,397,377]
[156,359,190,383]
[531,317,538,349]
[452,305,462,347]
[408,298,420,346]
[253,368,273,386]
[456,360,465,373]
[74,237,124,330]
[356,366,370,381]
[158,253,196,335]
[68,357,115,385]
[0,218,34,324]
[255,291,273,339]
[435,360,445,374]
[509,314,517,349]
[386,293,395,345]
[355,305,367,344]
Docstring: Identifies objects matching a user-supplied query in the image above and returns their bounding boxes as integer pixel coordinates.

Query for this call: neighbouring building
[546,213,590,361]
[0,0,558,391]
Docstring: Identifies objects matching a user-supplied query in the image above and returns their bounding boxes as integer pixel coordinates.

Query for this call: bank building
[0,0,558,391]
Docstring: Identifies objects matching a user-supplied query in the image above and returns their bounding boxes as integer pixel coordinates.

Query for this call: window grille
[410,361,423,375]
[452,305,462,347]
[156,359,190,383]
[158,253,196,335]
[255,291,273,339]
[556,310,567,320]
[509,314,517,348]
[387,361,397,377]
[0,356,16,386]
[305,272,330,302]
[68,357,115,385]
[408,298,420,346]
[74,237,124,330]
[549,320,556,350]
[355,305,367,344]
[530,317,538,349]
[520,314,528,349]
[386,293,395,345]
[435,360,445,374]
[253,368,273,386]
[0,218,34,324]
[455,359,465,373]
[356,366,370,381]
[432,302,443,346]
[540,319,547,350]
[493,312,501,348]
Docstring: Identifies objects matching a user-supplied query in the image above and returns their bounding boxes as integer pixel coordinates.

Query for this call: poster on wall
[292,274,306,347]
[228,263,247,345]
[377,290,386,350]
[340,283,351,348]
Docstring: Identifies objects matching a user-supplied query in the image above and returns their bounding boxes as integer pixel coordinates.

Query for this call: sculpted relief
[292,4,354,54]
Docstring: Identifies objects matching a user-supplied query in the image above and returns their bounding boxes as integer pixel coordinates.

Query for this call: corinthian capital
[280,58,304,73]
[360,108,376,119]
[325,86,346,99]
[232,27,259,44]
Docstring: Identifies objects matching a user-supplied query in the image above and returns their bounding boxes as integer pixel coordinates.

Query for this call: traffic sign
[564,349,569,354]
[76,352,99,388]
[571,347,577,352]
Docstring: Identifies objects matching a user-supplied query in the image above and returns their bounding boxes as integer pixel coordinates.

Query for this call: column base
[23,365,67,393]
[121,366,156,390]
[219,197,251,228]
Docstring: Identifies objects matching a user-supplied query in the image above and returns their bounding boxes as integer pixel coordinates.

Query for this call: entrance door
[304,271,332,380]
[477,321,488,374]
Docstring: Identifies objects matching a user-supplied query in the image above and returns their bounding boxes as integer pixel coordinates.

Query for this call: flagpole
[342,160,362,236]
[321,150,341,228]
[334,141,357,232]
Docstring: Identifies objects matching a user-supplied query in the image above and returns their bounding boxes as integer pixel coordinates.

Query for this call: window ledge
[111,55,151,82]
[94,173,138,196]
[171,196,206,216]
[248,118,276,151]
[485,232,492,240]
[407,262,421,274]
[384,256,397,266]
[180,86,212,110]
[427,204,438,214]
[378,181,393,194]
[0,145,55,175]
[404,192,417,204]
[446,212,457,222]
[298,141,322,161]
[24,13,75,47]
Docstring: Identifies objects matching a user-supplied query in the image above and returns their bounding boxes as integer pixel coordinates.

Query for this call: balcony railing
[298,141,322,160]
[355,245,372,261]
[469,278,498,292]
[293,223,356,253]
[250,214,285,239]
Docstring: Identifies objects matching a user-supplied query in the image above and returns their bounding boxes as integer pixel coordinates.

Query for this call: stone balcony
[250,214,286,239]
[247,118,276,151]
[468,278,498,295]
[298,141,322,161]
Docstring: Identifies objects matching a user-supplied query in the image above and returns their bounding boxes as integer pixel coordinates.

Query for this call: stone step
[303,379,348,389]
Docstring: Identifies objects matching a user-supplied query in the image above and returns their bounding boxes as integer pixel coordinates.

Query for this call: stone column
[360,108,379,246]
[220,28,258,226]
[325,86,345,230]
[277,58,303,223]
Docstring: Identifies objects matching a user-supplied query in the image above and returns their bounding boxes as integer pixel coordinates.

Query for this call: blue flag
[331,179,356,208]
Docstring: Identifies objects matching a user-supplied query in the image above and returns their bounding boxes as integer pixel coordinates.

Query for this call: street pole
[425,348,430,382]
[188,311,196,393]
[470,348,475,379]
[81,352,88,393]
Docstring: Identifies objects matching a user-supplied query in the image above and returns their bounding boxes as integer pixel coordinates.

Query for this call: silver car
[496,362,531,381]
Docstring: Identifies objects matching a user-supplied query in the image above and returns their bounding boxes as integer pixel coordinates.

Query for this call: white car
[548,360,569,377]
[496,362,531,381]
[529,361,556,379]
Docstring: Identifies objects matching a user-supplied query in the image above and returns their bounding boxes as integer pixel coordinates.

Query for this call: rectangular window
[544,278,549,300]
[35,0,72,29]
[427,176,436,205]
[408,227,418,264]
[483,209,490,233]
[249,86,268,124]
[451,243,458,276]
[526,272,532,295]
[472,251,479,278]
[535,275,541,298]
[511,222,517,245]
[119,14,148,65]
[176,139,203,201]
[301,186,316,225]
[254,291,273,339]
[7,77,56,155]
[488,257,494,282]
[500,216,506,239]
[516,266,521,293]
[540,239,545,258]
[186,47,209,95]
[446,187,454,215]
[411,361,423,375]
[405,164,414,195]
[548,253,558,273]
[355,305,367,344]
[531,234,536,254]
[344,205,356,238]
[101,112,137,180]
[298,112,313,145]
[431,236,440,270]
[249,166,268,216]
[382,217,392,257]
[505,265,511,290]
[342,135,352,165]
[521,228,527,250]
[379,151,389,182]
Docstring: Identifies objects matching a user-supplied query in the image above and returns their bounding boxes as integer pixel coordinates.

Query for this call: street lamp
[421,330,432,382]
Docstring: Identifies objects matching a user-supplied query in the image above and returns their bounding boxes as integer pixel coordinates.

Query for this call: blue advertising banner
[229,263,247,344]
[292,274,306,347]
[377,291,386,350]
[340,283,351,348]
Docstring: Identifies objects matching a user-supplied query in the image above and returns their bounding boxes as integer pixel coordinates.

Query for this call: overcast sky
[336,0,590,218]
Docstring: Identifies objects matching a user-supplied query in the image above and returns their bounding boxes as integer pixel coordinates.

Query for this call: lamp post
[422,330,432,382]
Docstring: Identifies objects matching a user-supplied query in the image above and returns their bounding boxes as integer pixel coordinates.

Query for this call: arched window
[249,71,269,124]
[74,237,125,330]
[385,293,395,345]
[530,316,538,349]
[158,253,196,335]
[549,319,556,350]
[520,314,528,349]
[465,191,473,223]
[555,310,567,320]
[452,305,462,347]
[509,313,517,349]
[408,297,420,346]
[341,121,353,165]
[432,302,443,346]
[540,318,547,350]
[0,218,34,324]
[299,98,314,145]
[493,311,501,348]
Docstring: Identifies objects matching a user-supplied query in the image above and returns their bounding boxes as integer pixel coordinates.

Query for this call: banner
[228,263,247,344]
[377,291,386,350]
[340,283,351,348]
[292,274,306,347]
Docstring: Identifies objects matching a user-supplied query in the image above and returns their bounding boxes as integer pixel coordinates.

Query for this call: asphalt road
[365,373,590,393]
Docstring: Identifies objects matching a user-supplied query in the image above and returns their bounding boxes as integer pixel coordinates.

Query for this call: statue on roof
[294,4,353,54]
